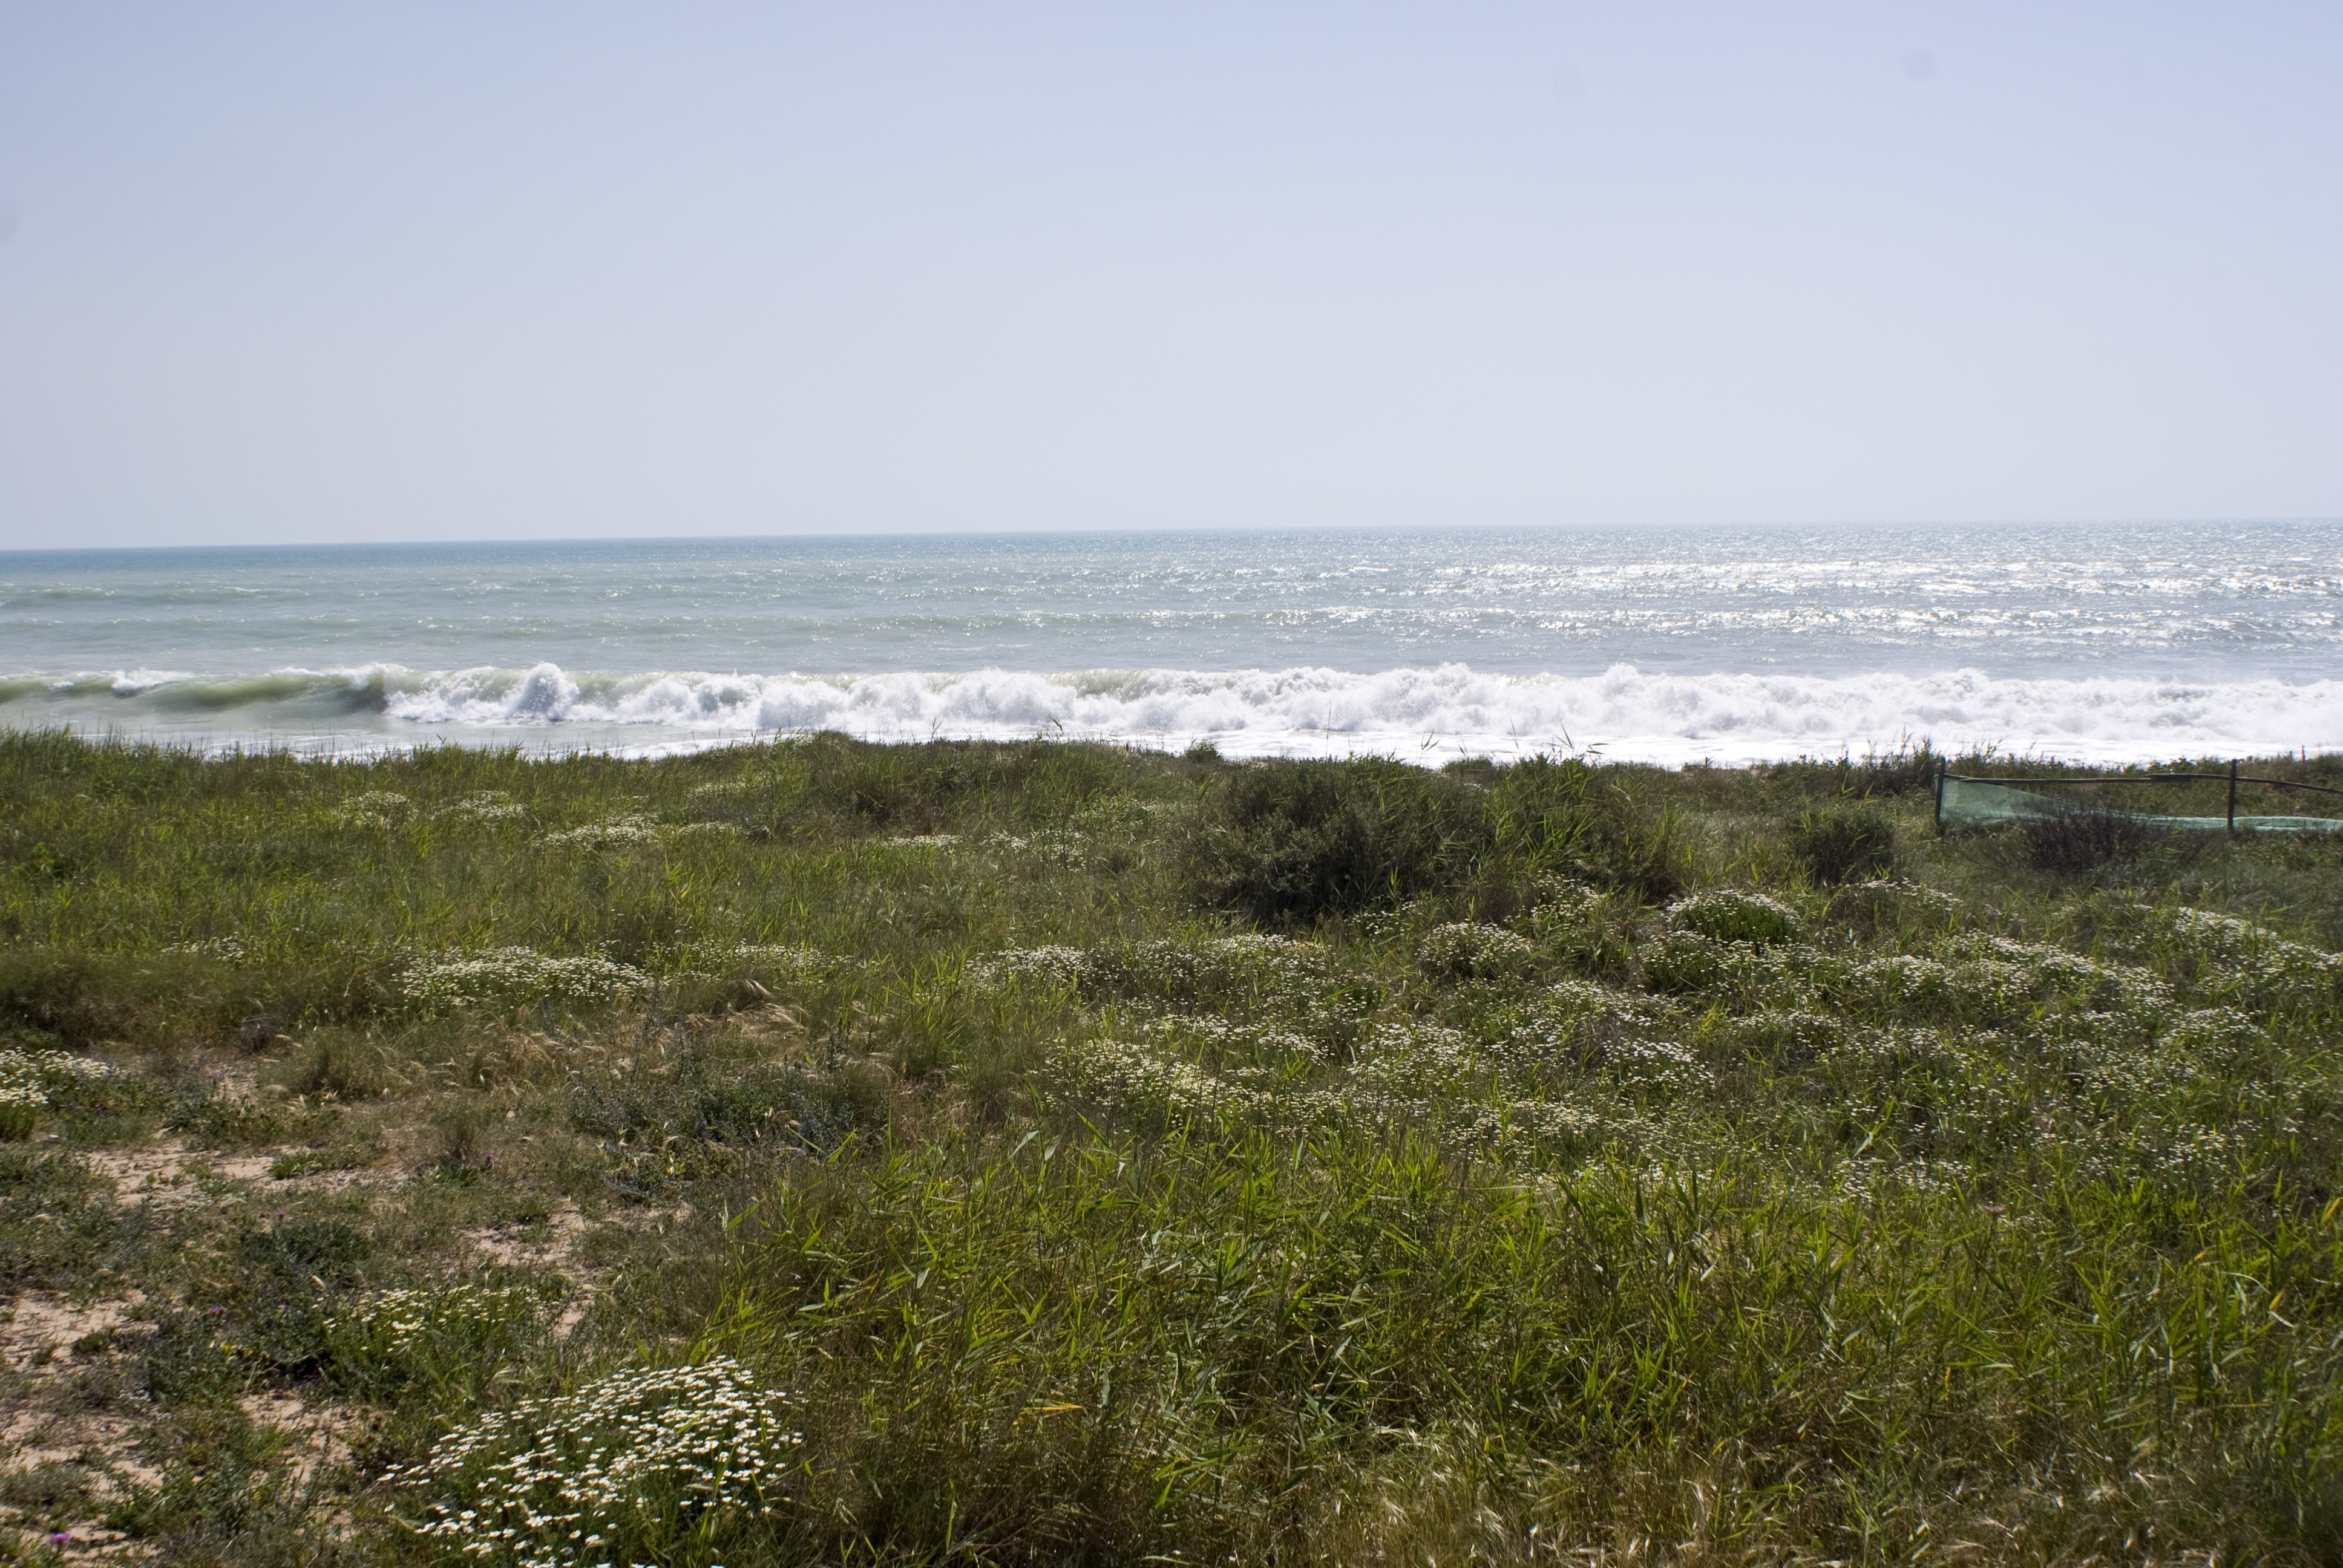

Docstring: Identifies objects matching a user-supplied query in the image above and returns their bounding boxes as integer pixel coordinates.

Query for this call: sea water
[3,522,2339,765]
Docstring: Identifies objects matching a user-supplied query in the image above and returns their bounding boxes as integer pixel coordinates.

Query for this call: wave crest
[5,660,2334,765]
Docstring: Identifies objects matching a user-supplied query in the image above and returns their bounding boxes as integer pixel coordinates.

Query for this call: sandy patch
[462,1204,600,1334]
[0,1296,145,1377]
[1,1292,165,1534]
[82,1137,382,1207]
[81,1138,266,1203]
[0,1403,163,1489]
[458,1202,691,1339]
[463,1203,588,1273]
[0,1358,358,1555]
[237,1392,364,1492]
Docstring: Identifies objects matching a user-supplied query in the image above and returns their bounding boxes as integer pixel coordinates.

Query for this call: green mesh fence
[1935,773,2343,835]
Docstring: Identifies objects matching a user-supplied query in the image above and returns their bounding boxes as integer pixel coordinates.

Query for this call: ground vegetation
[1,731,2341,1564]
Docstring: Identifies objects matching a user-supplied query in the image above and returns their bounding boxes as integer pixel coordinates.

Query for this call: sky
[1,3,2339,549]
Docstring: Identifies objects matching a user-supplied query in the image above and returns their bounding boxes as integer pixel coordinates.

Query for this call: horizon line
[7,514,2341,557]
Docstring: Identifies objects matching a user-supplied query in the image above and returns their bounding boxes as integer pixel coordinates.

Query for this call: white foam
[106,669,192,694]
[373,661,2343,766]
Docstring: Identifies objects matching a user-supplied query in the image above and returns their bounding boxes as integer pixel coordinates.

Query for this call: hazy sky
[2,3,2339,549]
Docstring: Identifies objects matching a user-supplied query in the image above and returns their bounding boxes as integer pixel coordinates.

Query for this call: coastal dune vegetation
[2,728,2342,1564]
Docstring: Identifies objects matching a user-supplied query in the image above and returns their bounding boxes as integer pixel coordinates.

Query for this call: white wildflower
[1667,890,1803,946]
[1417,923,1536,981]
[396,1357,802,1568]
[439,791,533,825]
[327,1282,545,1357]
[0,1047,114,1113]
[546,815,666,849]
[404,949,650,1012]
[966,946,1090,993]
[2144,906,2342,1002]
[160,936,251,963]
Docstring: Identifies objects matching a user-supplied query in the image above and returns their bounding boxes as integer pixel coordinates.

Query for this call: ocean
[4,522,2340,766]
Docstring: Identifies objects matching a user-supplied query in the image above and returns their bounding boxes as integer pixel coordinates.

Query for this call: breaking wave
[7,661,2343,766]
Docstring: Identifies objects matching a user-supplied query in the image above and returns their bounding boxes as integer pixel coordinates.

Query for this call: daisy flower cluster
[546,815,666,849]
[548,816,741,850]
[1060,1034,1282,1120]
[0,1045,114,1112]
[326,1282,546,1359]
[966,945,1091,993]
[1138,1011,1327,1067]
[2144,905,2342,1002]
[396,1357,804,1568]
[978,826,1091,863]
[1103,933,1339,1005]
[161,935,253,962]
[1009,890,2308,1184]
[1714,1007,1845,1067]
[1417,922,1536,981]
[334,789,416,829]
[1942,934,2174,1017]
[1346,1018,1484,1097]
[1059,1007,1692,1145]
[1502,976,1670,1040]
[438,791,534,825]
[1639,923,2176,1028]
[1639,929,1803,999]
[696,943,837,985]
[404,949,652,1013]
[1829,878,1964,922]
[1666,889,1804,946]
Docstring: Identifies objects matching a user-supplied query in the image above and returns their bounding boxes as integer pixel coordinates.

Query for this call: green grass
[1,729,2341,1564]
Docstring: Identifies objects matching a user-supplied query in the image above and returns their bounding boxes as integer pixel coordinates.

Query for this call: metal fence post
[2228,759,2238,834]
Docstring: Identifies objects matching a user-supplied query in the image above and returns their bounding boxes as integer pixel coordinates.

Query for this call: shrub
[1668,890,1803,946]
[1791,804,1896,886]
[1417,923,1537,982]
[1490,759,1691,903]
[1579,800,1691,903]
[1843,743,1942,798]
[2024,805,2162,874]
[1187,759,1487,925]
[429,1105,497,1174]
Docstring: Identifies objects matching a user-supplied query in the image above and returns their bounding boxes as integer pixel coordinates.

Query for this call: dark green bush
[1840,743,1942,798]
[1579,800,1691,903]
[1486,755,1593,866]
[1791,803,1896,885]
[1489,757,1691,903]
[569,1045,891,1158]
[1186,759,1488,925]
[1182,753,1688,920]
[2024,805,2163,874]
[235,1218,372,1289]
[791,733,1132,834]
